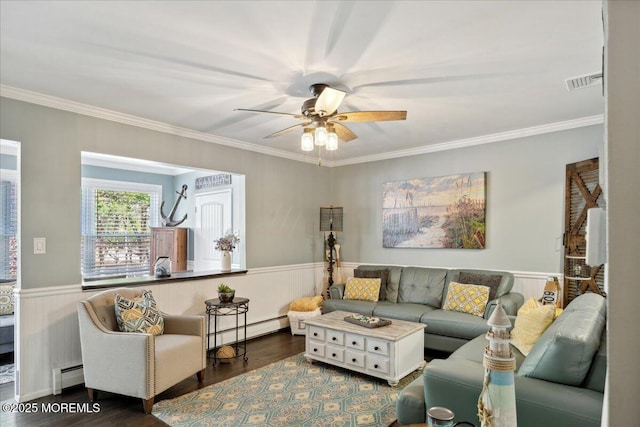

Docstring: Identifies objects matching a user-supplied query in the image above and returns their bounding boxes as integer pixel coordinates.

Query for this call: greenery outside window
[81,178,161,279]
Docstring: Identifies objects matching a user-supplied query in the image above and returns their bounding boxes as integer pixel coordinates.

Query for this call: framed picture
[382,172,486,249]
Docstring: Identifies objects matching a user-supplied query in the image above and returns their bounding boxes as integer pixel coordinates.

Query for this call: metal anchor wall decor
[161,184,188,226]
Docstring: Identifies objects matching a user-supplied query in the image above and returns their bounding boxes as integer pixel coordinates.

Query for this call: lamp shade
[326,131,339,151]
[301,129,314,151]
[320,206,343,232]
[314,126,327,146]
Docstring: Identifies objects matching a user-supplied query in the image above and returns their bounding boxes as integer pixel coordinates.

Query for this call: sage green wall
[331,125,603,273]
[0,97,330,289]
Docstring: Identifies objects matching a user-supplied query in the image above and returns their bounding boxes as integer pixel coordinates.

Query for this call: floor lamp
[320,206,343,298]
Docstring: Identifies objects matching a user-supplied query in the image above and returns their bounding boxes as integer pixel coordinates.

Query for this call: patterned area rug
[153,353,423,427]
[0,364,15,385]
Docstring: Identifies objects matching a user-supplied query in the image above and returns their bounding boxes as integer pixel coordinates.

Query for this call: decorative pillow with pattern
[0,282,15,315]
[343,277,382,302]
[114,290,164,335]
[442,282,490,317]
[353,268,390,301]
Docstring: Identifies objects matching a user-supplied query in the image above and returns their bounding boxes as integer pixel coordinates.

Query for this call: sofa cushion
[398,267,447,306]
[322,298,376,316]
[446,269,514,299]
[510,297,556,356]
[448,334,527,368]
[114,290,165,335]
[518,293,606,386]
[421,309,490,340]
[0,282,15,315]
[582,332,607,393]
[458,272,502,300]
[354,268,389,301]
[344,277,381,302]
[373,301,435,323]
[442,282,490,317]
[356,265,402,302]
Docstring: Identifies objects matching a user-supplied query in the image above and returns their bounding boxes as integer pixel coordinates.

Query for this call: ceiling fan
[236,83,407,150]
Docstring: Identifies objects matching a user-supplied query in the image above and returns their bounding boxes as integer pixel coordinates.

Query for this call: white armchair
[77,287,206,413]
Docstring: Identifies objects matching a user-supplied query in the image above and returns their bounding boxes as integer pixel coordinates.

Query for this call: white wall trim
[328,115,604,167]
[1,84,603,168]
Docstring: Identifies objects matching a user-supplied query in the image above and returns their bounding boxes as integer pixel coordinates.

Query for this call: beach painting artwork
[383,172,486,249]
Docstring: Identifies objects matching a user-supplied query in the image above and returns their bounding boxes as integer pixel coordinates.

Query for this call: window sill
[81,269,248,291]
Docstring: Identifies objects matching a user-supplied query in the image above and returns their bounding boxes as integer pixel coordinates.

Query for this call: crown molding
[326,115,604,167]
[0,85,319,166]
[1,85,603,168]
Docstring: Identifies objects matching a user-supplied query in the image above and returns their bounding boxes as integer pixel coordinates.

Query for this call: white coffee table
[303,310,426,386]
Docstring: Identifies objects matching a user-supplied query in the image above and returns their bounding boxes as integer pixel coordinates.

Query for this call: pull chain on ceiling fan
[236,83,407,153]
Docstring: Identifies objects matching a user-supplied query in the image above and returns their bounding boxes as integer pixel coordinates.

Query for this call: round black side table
[205,297,250,366]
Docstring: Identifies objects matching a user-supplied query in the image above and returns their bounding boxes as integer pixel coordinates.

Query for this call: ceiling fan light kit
[237,82,407,156]
[301,128,315,152]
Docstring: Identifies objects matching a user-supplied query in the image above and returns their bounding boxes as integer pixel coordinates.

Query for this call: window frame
[81,177,162,279]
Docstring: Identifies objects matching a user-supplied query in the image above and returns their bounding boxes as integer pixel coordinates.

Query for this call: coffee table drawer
[327,346,344,362]
[308,342,326,357]
[367,355,390,375]
[346,350,365,369]
[367,338,390,356]
[309,326,325,341]
[327,330,344,345]
[346,333,365,350]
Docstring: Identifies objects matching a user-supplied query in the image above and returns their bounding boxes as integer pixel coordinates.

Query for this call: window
[0,170,17,281]
[81,178,161,279]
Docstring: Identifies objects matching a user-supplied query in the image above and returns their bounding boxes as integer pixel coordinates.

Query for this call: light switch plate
[34,237,46,254]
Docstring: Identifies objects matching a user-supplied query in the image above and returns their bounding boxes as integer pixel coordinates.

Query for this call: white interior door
[194,190,232,271]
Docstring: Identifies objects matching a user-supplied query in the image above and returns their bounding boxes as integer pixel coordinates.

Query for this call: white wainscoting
[13,262,560,402]
[14,263,322,402]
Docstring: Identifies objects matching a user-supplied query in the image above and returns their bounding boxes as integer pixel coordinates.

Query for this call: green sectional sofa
[323,265,524,353]
[396,292,606,427]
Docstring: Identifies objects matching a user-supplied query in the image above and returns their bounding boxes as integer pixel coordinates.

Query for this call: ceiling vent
[565,72,603,91]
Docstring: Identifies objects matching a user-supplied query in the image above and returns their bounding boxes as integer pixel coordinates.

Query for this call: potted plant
[217,283,235,303]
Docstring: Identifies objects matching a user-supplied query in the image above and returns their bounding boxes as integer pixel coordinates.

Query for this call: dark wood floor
[0,331,446,427]
[0,331,305,427]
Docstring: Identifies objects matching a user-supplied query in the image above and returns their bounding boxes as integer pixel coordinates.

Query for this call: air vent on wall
[565,72,603,91]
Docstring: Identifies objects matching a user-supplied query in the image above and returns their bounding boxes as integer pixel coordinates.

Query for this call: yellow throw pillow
[343,277,381,302]
[442,282,490,317]
[511,297,556,356]
[289,295,324,312]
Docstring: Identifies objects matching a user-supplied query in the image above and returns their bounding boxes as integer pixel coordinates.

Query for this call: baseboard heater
[52,363,84,395]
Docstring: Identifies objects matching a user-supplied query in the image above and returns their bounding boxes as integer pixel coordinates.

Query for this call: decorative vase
[221,250,232,272]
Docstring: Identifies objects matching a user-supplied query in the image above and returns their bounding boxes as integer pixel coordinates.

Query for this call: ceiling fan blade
[332,123,358,142]
[264,122,312,139]
[235,108,306,120]
[315,87,346,117]
[332,111,407,122]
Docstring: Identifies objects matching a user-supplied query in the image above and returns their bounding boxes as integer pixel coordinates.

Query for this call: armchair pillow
[442,282,490,317]
[114,290,164,335]
[344,277,381,302]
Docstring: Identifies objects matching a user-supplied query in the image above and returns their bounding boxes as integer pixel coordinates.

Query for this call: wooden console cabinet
[150,227,187,274]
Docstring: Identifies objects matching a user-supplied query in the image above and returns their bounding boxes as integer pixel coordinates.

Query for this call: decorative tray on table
[343,314,392,328]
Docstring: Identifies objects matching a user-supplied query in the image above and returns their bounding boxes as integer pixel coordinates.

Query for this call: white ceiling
[0,1,604,165]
